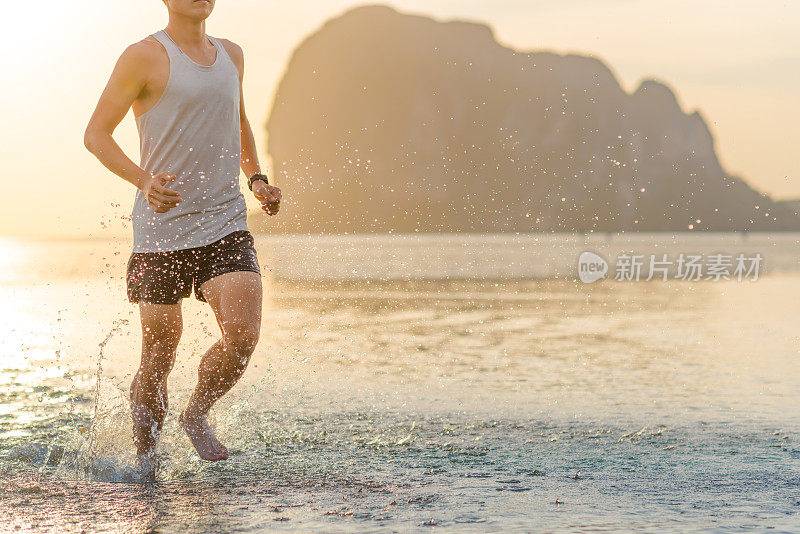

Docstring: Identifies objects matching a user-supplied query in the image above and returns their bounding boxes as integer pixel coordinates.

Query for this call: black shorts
[126,230,261,305]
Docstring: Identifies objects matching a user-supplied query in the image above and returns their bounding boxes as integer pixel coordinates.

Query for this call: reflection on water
[0,235,798,532]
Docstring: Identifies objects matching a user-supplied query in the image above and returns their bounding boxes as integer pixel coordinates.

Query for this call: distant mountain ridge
[258,4,800,233]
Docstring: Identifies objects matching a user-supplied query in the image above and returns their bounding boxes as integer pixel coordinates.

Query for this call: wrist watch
[247,172,270,191]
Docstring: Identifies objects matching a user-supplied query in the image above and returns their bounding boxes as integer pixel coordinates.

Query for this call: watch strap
[248,173,270,191]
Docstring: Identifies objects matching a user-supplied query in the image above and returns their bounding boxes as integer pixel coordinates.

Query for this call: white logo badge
[578,251,608,283]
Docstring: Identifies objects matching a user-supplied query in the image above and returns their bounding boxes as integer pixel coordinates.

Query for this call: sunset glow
[0,1,798,238]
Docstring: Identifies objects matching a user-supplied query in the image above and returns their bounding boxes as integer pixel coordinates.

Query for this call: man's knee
[143,314,182,348]
[222,320,260,360]
[141,323,182,378]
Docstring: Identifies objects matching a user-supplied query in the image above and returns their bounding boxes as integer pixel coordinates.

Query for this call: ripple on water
[2,396,799,532]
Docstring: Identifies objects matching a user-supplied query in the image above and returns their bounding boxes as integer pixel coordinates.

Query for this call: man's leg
[131,302,182,460]
[179,271,262,461]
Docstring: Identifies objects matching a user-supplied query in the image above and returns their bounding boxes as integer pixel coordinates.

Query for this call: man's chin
[188,7,214,20]
[189,0,214,16]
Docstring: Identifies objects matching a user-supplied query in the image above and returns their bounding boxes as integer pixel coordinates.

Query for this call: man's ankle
[181,403,209,424]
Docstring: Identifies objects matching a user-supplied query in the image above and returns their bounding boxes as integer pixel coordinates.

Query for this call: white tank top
[130,29,248,252]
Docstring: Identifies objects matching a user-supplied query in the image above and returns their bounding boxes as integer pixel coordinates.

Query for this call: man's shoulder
[215,37,244,66]
[119,35,167,66]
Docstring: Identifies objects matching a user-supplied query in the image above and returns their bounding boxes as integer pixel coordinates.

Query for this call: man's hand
[252,181,281,216]
[142,172,182,213]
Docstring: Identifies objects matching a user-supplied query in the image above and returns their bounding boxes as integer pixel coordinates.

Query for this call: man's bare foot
[179,409,229,461]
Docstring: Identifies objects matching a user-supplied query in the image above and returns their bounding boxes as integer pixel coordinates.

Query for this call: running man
[84,0,281,473]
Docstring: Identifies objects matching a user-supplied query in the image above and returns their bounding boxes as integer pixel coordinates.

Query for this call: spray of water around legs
[86,318,130,460]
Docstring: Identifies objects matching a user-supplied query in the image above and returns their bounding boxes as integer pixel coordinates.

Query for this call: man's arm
[236,57,261,180]
[84,42,181,213]
[223,39,281,216]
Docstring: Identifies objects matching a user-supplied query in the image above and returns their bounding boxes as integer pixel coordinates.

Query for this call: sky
[1,0,798,238]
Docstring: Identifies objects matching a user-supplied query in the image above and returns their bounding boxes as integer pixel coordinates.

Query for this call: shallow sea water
[0,234,798,532]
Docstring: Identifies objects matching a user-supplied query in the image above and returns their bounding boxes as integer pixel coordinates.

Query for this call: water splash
[86,317,129,459]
